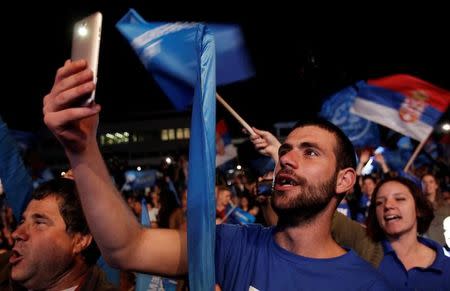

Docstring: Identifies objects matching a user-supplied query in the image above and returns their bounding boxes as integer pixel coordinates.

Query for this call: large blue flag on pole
[117,9,217,290]
[116,8,253,110]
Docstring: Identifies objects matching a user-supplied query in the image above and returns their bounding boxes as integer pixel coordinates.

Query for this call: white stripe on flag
[216,144,238,167]
[350,97,433,141]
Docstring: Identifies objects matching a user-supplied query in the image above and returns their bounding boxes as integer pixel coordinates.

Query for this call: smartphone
[71,12,102,105]
[256,179,273,196]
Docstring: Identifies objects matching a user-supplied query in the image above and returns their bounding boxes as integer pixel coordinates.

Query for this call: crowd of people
[0,58,448,290]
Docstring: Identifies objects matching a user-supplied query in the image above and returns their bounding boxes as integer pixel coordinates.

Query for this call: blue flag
[320,82,380,148]
[117,10,217,290]
[123,169,161,190]
[0,116,32,221]
[116,8,253,110]
[231,206,256,224]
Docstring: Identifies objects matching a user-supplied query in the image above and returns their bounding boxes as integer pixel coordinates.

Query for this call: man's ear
[73,233,93,255]
[335,168,356,195]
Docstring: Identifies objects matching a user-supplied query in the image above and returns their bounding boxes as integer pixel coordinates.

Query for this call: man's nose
[11,224,28,242]
[279,149,298,169]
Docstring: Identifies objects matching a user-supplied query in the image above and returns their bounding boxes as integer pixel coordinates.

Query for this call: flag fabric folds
[116,8,253,110]
[319,83,380,148]
[117,9,217,290]
[351,74,450,141]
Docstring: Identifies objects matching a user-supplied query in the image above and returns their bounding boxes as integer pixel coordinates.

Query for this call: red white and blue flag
[216,119,238,167]
[351,74,450,141]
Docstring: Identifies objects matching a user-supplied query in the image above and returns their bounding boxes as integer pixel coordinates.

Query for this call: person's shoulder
[80,265,120,291]
[435,203,450,214]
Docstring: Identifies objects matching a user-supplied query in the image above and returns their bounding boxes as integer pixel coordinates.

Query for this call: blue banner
[123,169,161,190]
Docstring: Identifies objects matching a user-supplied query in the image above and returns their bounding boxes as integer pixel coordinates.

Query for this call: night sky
[1,3,449,138]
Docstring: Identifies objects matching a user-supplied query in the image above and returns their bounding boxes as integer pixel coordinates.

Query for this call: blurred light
[61,171,66,176]
[165,157,172,165]
[124,132,129,137]
[236,165,242,170]
[442,123,450,132]
[115,132,123,138]
[77,25,88,37]
[227,169,235,174]
[137,166,141,171]
[106,133,114,139]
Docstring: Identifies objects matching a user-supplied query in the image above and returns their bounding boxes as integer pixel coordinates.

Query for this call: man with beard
[0,178,117,290]
[42,60,389,290]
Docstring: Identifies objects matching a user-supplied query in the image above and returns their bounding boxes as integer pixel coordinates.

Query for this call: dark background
[1,2,449,137]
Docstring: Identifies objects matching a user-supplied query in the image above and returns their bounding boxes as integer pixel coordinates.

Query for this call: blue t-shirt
[215,224,390,291]
[379,237,450,290]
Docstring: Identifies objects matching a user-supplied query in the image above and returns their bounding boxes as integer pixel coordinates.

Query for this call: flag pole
[216,93,256,135]
[403,135,430,173]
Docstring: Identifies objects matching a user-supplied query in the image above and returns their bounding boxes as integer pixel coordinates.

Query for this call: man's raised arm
[43,60,187,275]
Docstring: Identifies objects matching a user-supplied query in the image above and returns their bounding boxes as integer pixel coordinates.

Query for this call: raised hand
[43,60,101,154]
[249,127,281,162]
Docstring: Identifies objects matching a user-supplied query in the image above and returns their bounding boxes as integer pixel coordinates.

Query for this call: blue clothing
[379,237,450,290]
[216,224,390,291]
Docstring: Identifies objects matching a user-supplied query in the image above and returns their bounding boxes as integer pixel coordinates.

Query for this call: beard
[272,170,338,227]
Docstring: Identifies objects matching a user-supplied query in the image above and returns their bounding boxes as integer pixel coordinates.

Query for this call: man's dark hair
[366,176,435,241]
[32,178,100,265]
[293,117,357,170]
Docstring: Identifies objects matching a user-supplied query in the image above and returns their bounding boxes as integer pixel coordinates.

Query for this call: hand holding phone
[71,12,102,105]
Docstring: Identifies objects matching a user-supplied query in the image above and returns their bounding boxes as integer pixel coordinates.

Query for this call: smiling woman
[364,176,450,290]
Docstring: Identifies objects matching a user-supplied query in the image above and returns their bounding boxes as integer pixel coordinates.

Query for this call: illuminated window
[161,129,168,141]
[183,128,190,139]
[176,128,184,139]
[168,129,175,140]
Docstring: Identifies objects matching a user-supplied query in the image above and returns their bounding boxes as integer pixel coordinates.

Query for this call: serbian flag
[320,82,380,148]
[216,119,238,168]
[351,74,450,141]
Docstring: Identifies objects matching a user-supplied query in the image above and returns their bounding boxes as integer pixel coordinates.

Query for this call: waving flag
[216,119,238,168]
[116,8,253,110]
[0,117,32,221]
[351,74,450,141]
[122,169,161,191]
[117,9,217,290]
[320,83,380,147]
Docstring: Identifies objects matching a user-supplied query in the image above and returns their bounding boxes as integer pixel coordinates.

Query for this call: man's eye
[305,149,318,157]
[375,201,383,206]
